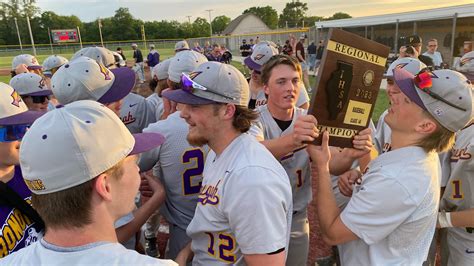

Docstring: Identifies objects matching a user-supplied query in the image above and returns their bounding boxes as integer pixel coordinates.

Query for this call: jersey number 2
[182,149,204,195]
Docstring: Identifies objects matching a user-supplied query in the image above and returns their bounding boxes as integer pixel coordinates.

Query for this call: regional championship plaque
[309,28,390,148]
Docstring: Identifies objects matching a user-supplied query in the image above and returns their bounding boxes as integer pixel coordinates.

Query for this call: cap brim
[28,90,53,96]
[162,89,216,105]
[27,65,43,70]
[244,56,261,71]
[0,110,44,125]
[130,132,165,155]
[393,68,426,110]
[98,67,135,104]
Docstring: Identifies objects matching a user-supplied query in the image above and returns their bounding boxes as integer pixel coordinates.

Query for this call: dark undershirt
[273,117,292,132]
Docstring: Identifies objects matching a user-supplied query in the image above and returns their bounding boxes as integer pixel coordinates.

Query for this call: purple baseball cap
[9,73,53,97]
[244,41,279,71]
[393,68,427,110]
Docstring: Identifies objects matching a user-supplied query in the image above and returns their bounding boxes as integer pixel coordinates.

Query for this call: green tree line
[0,0,350,45]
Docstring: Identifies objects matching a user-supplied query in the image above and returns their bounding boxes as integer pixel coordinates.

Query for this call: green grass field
[0,50,389,124]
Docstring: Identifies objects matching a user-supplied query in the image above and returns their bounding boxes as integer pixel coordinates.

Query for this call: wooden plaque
[309,28,390,148]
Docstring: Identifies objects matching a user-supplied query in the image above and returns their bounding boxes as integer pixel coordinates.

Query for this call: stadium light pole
[98,18,104,47]
[14,17,23,52]
[206,9,213,36]
[26,15,36,56]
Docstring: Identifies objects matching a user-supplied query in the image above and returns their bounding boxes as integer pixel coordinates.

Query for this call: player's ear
[415,118,437,135]
[222,103,236,120]
[263,84,270,95]
[94,173,113,201]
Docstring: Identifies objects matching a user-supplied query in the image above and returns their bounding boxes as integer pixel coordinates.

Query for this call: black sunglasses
[29,95,51,104]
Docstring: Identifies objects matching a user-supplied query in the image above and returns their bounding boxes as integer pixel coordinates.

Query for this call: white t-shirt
[423,51,443,67]
[0,238,176,265]
[339,146,440,265]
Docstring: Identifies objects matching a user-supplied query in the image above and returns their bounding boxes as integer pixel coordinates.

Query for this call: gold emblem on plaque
[362,70,374,87]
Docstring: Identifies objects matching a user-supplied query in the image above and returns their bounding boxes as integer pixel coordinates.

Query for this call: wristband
[438,211,453,228]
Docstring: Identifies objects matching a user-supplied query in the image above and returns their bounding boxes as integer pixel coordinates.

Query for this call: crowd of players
[0,34,473,266]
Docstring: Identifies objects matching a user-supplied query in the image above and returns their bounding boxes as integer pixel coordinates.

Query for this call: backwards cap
[52,56,135,105]
[394,68,473,132]
[20,100,165,194]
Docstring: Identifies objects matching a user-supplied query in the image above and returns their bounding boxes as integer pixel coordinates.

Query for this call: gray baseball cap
[42,55,69,76]
[394,68,473,132]
[19,100,165,194]
[9,73,53,97]
[162,62,249,106]
[51,56,135,105]
[175,40,190,52]
[152,58,172,81]
[12,54,42,71]
[0,83,44,126]
[385,57,426,78]
[168,50,208,83]
[244,41,278,71]
[71,47,115,68]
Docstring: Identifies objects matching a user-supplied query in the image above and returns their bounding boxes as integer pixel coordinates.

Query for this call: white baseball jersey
[339,146,440,265]
[146,93,164,122]
[0,238,176,265]
[186,134,292,265]
[253,84,309,109]
[120,93,155,133]
[440,123,474,265]
[374,109,392,154]
[139,111,208,229]
[249,105,311,213]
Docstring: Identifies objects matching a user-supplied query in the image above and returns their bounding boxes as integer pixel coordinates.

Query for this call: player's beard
[187,134,208,147]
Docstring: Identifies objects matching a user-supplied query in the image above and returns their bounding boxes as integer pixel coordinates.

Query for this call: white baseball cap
[71,47,116,68]
[385,57,427,78]
[11,54,42,71]
[163,62,249,106]
[42,55,69,76]
[168,50,207,83]
[394,68,473,132]
[0,82,44,125]
[9,73,53,97]
[20,100,165,194]
[152,58,172,81]
[51,56,135,105]
[175,40,190,52]
[244,41,279,71]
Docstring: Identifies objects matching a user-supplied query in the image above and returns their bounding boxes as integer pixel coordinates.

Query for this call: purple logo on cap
[39,78,45,89]
[395,63,409,69]
[253,54,265,61]
[97,61,111,80]
[11,91,22,107]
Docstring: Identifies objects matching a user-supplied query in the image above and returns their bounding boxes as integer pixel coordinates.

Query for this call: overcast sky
[35,0,472,23]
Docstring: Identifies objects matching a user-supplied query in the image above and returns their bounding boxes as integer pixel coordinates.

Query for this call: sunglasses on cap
[414,69,467,112]
[180,73,235,100]
[0,124,29,142]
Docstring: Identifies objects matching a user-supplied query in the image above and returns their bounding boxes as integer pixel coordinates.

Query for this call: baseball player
[309,68,473,265]
[374,57,427,154]
[9,73,53,112]
[162,62,293,265]
[138,51,208,259]
[438,55,474,266]
[0,83,44,258]
[244,41,310,110]
[175,40,190,53]
[1,100,176,265]
[248,55,373,266]
[132,43,146,84]
[71,47,155,133]
[42,55,69,77]
[147,59,172,122]
[11,54,43,77]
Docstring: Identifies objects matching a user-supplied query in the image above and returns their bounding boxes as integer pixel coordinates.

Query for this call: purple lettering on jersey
[121,111,136,125]
[0,166,42,258]
[198,180,221,206]
[450,147,472,162]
